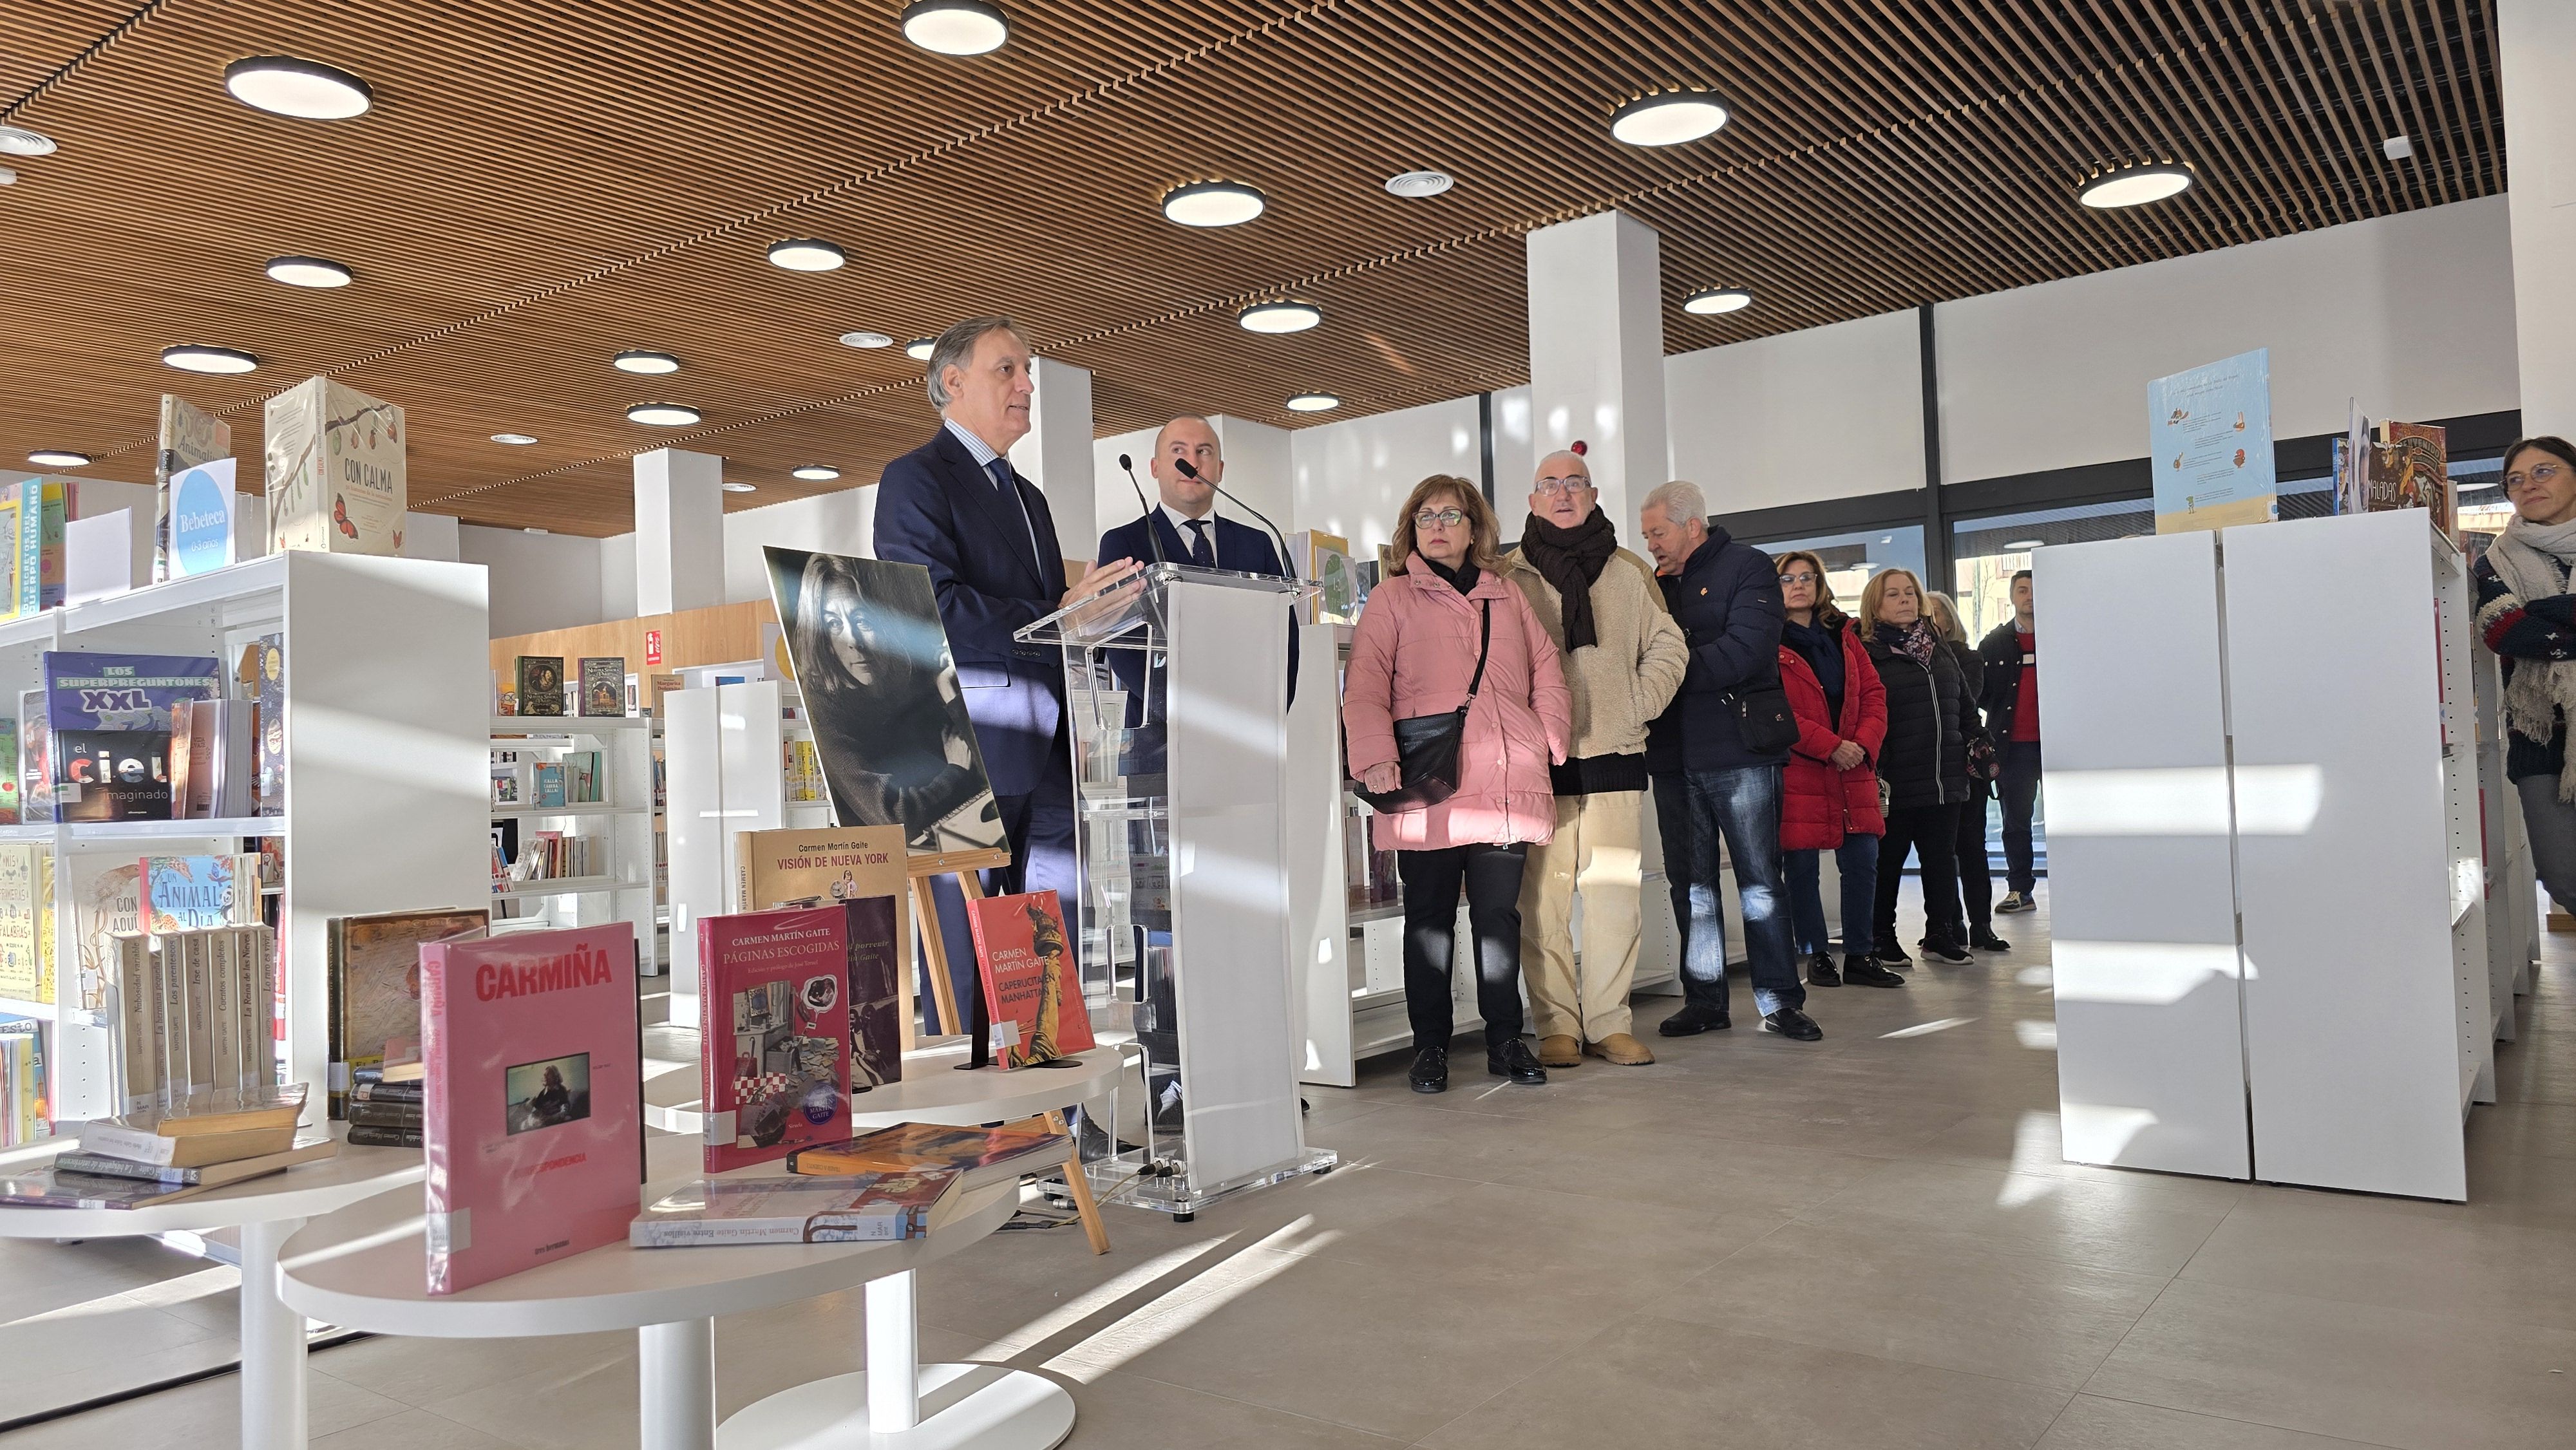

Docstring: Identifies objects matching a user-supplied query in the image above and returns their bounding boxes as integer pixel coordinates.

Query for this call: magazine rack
[1018,563,1335,1218]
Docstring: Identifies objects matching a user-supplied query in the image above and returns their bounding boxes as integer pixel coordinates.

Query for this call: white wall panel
[1666,309,1924,513]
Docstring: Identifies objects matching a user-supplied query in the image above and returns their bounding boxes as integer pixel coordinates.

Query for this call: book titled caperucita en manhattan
[420,923,638,1295]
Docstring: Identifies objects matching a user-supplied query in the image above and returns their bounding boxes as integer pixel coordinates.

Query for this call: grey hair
[924,315,1021,410]
[1642,479,1709,527]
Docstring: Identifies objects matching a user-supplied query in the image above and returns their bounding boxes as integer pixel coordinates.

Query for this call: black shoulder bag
[1721,675,1801,755]
[1350,601,1490,813]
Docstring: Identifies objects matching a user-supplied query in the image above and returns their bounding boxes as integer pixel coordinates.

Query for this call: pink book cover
[421,923,639,1295]
[699,905,851,1173]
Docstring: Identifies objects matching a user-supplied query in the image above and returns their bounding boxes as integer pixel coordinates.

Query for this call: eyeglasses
[1413,509,1468,529]
[1779,571,1820,585]
[1533,478,1591,498]
[2508,461,2564,490]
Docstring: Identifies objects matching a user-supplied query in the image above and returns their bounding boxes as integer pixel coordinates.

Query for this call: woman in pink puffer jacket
[1343,475,1570,1095]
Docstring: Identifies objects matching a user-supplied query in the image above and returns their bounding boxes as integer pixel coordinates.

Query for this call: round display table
[276,1136,1070,1450]
[0,1125,424,1449]
[649,1042,1124,1137]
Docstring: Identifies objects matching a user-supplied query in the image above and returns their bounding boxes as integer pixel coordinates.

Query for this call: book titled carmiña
[965,890,1095,1069]
[264,375,405,557]
[419,923,639,1295]
[698,905,851,1173]
[327,907,486,1116]
[156,394,231,583]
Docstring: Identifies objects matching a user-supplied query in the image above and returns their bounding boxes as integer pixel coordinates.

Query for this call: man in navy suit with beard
[875,315,1140,1019]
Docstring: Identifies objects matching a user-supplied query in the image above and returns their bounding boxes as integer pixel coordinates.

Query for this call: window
[1752,523,1927,611]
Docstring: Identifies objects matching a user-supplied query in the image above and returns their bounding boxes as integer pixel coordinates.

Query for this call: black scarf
[1423,555,1480,596]
[1520,507,1618,650]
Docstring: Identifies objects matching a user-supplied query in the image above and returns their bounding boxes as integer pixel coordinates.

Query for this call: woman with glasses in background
[1344,475,1571,1094]
[1774,552,1897,988]
[2477,436,2576,920]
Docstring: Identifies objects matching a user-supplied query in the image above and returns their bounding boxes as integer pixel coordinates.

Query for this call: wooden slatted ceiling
[0,0,2501,536]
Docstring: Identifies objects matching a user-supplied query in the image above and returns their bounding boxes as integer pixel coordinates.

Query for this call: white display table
[278,1136,1072,1450]
[0,1126,424,1450]
[649,1042,1123,1137]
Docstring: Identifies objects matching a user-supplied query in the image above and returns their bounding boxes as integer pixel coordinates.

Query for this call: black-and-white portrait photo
[765,547,1007,856]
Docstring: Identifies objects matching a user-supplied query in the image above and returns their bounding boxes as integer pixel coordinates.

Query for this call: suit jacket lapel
[935,431,1044,594]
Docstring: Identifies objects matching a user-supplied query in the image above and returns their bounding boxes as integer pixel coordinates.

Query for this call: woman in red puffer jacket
[1773,551,1895,989]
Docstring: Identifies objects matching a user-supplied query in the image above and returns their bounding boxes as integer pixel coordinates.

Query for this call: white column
[1209,415,1294,531]
[2503,0,2576,436]
[238,1217,307,1450]
[638,1318,717,1450]
[864,1270,922,1432]
[1009,355,1096,565]
[1526,211,1669,531]
[633,449,724,616]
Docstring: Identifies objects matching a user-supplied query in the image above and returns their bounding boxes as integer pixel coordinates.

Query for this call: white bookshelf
[488,714,658,972]
[661,678,829,1024]
[2042,512,2493,1200]
[0,552,488,1121]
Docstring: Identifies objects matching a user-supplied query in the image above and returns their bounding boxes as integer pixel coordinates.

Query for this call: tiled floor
[9,884,2576,1448]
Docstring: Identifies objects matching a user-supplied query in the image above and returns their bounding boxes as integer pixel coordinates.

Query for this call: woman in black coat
[1927,592,2009,955]
[1860,569,1979,966]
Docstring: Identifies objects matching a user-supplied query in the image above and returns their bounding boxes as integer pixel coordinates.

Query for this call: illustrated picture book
[43,652,221,822]
[265,375,405,557]
[788,1120,1069,1193]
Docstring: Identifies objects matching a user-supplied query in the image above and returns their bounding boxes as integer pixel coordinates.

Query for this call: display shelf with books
[663,679,832,1018]
[488,713,658,973]
[0,551,488,1124]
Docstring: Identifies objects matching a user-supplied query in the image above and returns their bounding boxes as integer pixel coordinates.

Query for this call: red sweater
[2012,630,2039,742]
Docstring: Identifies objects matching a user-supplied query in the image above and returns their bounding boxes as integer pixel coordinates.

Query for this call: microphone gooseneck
[1175,458,1295,579]
[1117,453,1166,565]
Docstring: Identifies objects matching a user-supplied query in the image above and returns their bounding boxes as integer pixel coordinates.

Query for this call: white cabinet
[2041,512,2496,1200]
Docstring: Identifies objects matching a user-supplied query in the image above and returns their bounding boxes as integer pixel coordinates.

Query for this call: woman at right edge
[1343,475,1571,1095]
[2476,435,2576,923]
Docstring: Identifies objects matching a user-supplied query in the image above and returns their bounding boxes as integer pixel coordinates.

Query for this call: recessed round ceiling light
[1384,170,1454,199]
[766,238,846,272]
[1161,181,1265,228]
[1285,393,1341,413]
[1610,90,1730,147]
[2079,162,2194,209]
[162,344,259,374]
[790,465,842,481]
[1683,286,1753,315]
[524,527,549,536]
[905,338,936,361]
[627,403,701,426]
[1238,300,1321,334]
[723,481,758,494]
[2005,540,2045,551]
[613,350,681,374]
[0,126,55,156]
[902,0,1009,55]
[491,433,539,446]
[223,56,373,119]
[838,330,895,349]
[27,450,90,467]
[265,254,352,288]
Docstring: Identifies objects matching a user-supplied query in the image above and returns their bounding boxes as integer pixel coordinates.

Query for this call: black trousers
[1999,740,2043,893]
[1951,786,1993,932]
[1398,842,1530,1053]
[1875,801,1962,950]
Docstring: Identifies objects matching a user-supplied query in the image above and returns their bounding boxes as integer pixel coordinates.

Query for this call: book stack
[0,1084,332,1210]
[346,1064,423,1147]
[325,907,486,1118]
[630,1120,1074,1248]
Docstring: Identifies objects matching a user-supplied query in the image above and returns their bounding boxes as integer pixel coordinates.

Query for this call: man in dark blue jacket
[1639,480,1819,1042]
[875,315,1139,1015]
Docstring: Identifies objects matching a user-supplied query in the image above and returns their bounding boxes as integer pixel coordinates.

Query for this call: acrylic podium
[1018,562,1336,1219]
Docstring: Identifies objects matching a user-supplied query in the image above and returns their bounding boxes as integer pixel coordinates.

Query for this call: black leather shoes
[1875,940,1911,966]
[1408,1047,1448,1094]
[1844,958,1906,988]
[1922,934,1973,965]
[1806,952,1841,988]
[1761,1007,1824,1041]
[1969,928,2011,952]
[1658,1004,1732,1037]
[1487,1036,1547,1085]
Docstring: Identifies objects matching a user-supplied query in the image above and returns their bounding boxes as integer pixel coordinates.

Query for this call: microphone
[1175,458,1294,578]
[1117,453,1166,565]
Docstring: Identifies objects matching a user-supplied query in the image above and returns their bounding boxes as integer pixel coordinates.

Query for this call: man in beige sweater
[1501,451,1689,1067]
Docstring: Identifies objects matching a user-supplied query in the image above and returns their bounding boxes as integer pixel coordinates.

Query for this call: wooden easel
[904,845,1110,1255]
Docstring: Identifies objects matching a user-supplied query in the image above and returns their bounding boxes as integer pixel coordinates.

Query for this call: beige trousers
[1519,789,1645,1042]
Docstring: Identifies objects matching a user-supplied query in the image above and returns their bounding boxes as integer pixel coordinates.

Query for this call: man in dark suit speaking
[1097,415,1298,712]
[875,315,1139,1015]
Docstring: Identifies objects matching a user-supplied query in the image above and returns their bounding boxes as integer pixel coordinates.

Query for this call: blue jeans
[1653,766,1805,1017]
[1785,834,1877,960]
